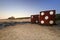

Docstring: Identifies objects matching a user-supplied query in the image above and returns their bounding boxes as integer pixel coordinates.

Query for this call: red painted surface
[39,10,56,25]
[31,15,39,23]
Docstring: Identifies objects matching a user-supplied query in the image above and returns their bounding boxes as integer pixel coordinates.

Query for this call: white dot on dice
[32,16,33,18]
[41,12,44,16]
[49,20,54,24]
[45,16,49,20]
[50,11,54,15]
[36,20,38,23]
[41,20,44,24]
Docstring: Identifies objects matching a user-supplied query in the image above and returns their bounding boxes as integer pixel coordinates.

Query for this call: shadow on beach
[0,21,31,29]
[0,20,60,29]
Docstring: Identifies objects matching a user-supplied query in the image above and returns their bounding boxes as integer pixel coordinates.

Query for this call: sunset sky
[0,0,60,19]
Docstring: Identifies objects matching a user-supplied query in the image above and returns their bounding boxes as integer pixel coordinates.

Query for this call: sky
[0,0,60,19]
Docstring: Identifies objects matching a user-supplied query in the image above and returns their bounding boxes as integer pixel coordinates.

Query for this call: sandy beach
[0,19,60,40]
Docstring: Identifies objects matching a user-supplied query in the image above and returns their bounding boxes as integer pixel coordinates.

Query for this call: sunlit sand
[0,19,60,40]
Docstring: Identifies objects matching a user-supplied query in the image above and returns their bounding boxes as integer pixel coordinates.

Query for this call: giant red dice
[39,10,56,25]
[31,15,39,23]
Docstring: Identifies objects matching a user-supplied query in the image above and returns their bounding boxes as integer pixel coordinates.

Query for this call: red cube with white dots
[31,15,39,23]
[39,10,56,25]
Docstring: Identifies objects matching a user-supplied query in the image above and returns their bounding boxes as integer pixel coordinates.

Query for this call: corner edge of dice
[31,10,56,25]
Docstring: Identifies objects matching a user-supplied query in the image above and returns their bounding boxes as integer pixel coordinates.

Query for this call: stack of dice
[31,15,39,23]
[31,10,56,25]
[39,10,56,25]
